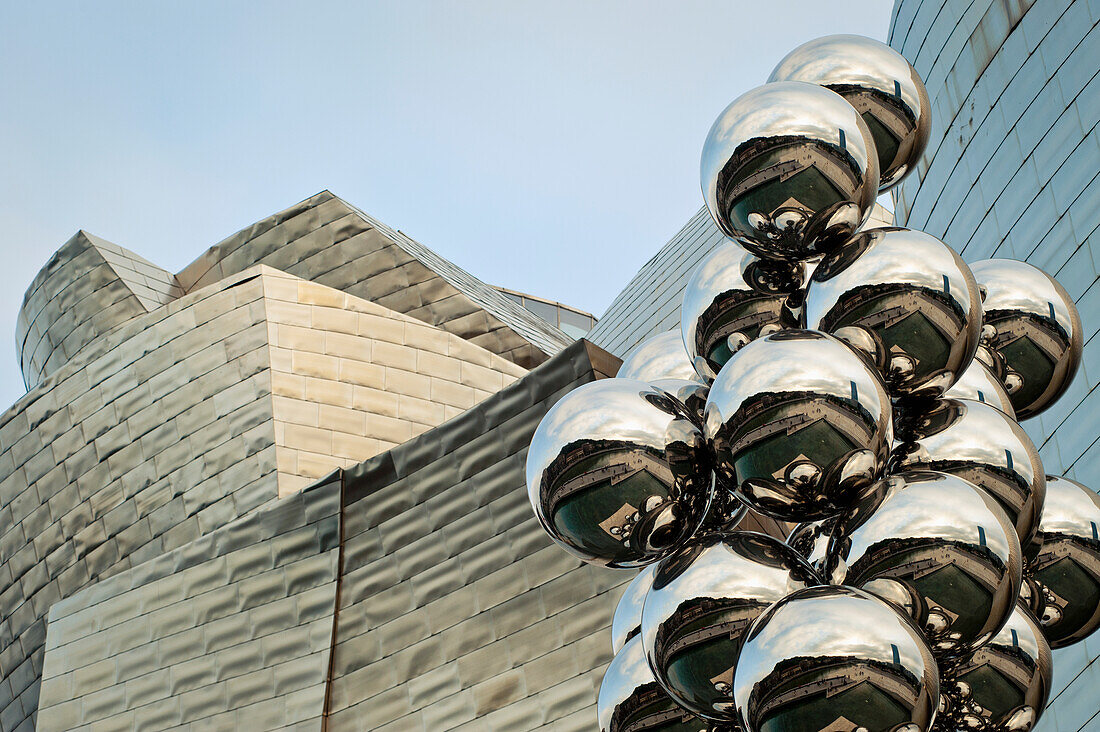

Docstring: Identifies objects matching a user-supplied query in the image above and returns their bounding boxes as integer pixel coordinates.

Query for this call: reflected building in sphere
[2,0,1100,729]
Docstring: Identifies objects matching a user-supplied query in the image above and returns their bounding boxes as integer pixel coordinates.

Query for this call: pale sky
[0,1,893,409]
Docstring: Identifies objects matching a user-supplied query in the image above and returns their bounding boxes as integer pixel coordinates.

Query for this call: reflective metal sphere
[527,379,715,568]
[826,470,1023,657]
[704,330,892,522]
[970,259,1083,420]
[786,519,834,574]
[653,378,711,428]
[936,602,1052,732]
[598,635,716,732]
[641,531,820,721]
[768,34,932,192]
[701,81,879,262]
[892,399,1045,556]
[1028,474,1100,648]
[620,330,707,384]
[612,564,658,654]
[734,585,939,732]
[945,358,1017,420]
[680,242,801,382]
[805,227,982,401]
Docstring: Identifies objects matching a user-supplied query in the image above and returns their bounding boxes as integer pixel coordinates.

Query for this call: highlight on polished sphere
[704,330,892,522]
[768,33,931,191]
[598,635,717,732]
[641,532,820,722]
[936,601,1052,732]
[826,470,1023,657]
[526,379,714,568]
[944,356,1017,419]
[619,330,707,385]
[1028,474,1100,648]
[680,242,802,382]
[970,259,1083,420]
[891,398,1045,555]
[611,563,658,655]
[805,226,982,401]
[734,585,939,732]
[700,81,879,262]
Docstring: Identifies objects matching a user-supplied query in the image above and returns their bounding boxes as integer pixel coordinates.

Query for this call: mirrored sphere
[620,330,707,384]
[598,635,718,732]
[768,34,931,192]
[680,243,801,382]
[970,259,1083,420]
[612,564,659,654]
[700,81,879,262]
[786,519,834,574]
[892,399,1045,557]
[653,378,711,427]
[827,471,1023,657]
[805,227,982,401]
[1028,474,1100,648]
[641,532,821,721]
[936,602,1052,732]
[945,358,1017,420]
[704,330,892,522]
[527,379,714,568]
[734,585,939,732]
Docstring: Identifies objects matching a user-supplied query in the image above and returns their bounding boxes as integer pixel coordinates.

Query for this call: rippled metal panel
[36,476,340,731]
[177,191,573,369]
[887,1,1100,730]
[16,231,184,390]
[326,339,622,731]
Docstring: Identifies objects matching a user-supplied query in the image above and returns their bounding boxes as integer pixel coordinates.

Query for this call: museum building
[0,0,1097,730]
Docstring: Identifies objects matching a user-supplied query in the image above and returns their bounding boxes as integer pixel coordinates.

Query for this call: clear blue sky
[0,1,892,409]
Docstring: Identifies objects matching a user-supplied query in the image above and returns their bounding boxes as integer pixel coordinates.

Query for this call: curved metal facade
[888,2,1100,730]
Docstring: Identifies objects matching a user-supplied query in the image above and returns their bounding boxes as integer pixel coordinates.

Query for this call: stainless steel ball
[641,531,820,721]
[945,358,1017,420]
[768,34,932,192]
[620,330,707,384]
[937,602,1052,732]
[805,227,982,401]
[891,399,1045,557]
[680,242,801,382]
[970,259,1083,421]
[526,379,715,568]
[701,81,879,262]
[826,470,1023,657]
[598,635,717,732]
[1028,474,1100,648]
[612,564,658,655]
[653,378,711,428]
[785,519,834,574]
[704,330,893,522]
[734,585,939,732]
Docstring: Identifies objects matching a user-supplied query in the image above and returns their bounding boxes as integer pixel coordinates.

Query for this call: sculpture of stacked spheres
[524,32,1098,732]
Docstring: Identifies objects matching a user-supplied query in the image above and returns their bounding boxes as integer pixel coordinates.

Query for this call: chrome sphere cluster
[525,33,1095,732]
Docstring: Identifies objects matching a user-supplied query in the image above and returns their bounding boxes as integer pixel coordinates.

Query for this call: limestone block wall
[36,477,340,732]
[261,270,526,495]
[887,0,1100,729]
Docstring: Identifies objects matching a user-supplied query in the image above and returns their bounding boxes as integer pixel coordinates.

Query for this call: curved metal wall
[889,2,1100,730]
